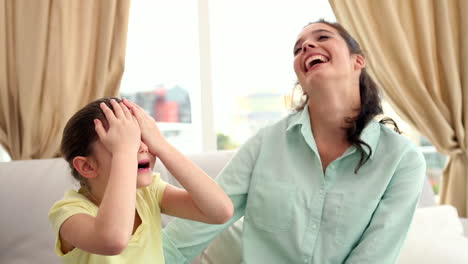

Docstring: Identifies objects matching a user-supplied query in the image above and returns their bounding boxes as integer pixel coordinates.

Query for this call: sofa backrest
[419,174,438,207]
[154,151,236,226]
[0,158,75,264]
[0,150,435,264]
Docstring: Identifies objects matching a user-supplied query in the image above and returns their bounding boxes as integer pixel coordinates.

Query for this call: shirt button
[312,224,317,229]
[304,258,308,263]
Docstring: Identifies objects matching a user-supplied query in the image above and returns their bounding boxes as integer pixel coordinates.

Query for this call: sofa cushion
[398,205,468,264]
[0,158,75,264]
[408,205,464,236]
[461,218,468,237]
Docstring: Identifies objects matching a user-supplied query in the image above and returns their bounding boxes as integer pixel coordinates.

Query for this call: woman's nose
[302,40,316,52]
[139,141,149,153]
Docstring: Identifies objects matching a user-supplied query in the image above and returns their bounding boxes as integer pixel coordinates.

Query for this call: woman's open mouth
[305,54,329,72]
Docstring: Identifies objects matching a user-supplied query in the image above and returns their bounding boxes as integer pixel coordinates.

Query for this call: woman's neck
[305,81,360,145]
[307,104,350,145]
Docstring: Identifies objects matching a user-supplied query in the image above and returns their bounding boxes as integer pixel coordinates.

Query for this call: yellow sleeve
[152,172,168,207]
[48,190,95,256]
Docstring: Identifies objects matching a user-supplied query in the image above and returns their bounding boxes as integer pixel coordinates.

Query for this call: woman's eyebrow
[294,29,334,49]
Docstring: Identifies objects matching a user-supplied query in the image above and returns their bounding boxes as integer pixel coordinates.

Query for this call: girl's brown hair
[61,97,122,186]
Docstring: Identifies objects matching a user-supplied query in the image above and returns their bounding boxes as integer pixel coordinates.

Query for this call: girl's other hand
[94,99,141,155]
[122,98,166,155]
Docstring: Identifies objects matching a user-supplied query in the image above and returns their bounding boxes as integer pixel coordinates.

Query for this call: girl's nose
[139,141,149,153]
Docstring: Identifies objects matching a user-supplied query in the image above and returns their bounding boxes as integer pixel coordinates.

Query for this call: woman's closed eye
[318,35,330,41]
[293,47,302,56]
[293,36,330,56]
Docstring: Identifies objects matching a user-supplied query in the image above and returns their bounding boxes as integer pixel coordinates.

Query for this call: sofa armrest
[460,218,468,238]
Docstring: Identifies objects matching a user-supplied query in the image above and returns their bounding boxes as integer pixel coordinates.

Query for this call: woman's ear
[353,54,366,71]
[72,156,98,180]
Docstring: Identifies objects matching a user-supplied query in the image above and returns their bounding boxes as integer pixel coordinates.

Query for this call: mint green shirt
[163,108,426,264]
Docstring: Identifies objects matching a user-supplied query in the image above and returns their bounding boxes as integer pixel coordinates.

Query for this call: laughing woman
[163,20,426,264]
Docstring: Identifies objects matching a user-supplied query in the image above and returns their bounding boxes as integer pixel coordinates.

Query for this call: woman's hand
[122,98,166,156]
[95,99,141,155]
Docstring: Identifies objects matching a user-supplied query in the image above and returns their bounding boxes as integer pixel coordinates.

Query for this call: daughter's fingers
[110,99,125,118]
[94,119,106,139]
[123,98,145,113]
[133,102,146,112]
[122,98,137,114]
[126,102,145,125]
[131,115,140,126]
[100,102,117,122]
[119,102,132,119]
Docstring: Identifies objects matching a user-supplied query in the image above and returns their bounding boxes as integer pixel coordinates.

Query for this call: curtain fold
[0,0,130,159]
[329,0,468,216]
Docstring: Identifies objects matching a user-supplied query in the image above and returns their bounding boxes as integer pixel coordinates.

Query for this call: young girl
[49,98,233,263]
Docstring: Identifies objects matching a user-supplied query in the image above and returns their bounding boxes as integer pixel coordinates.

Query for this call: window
[209,0,336,149]
[121,0,338,151]
[120,1,201,153]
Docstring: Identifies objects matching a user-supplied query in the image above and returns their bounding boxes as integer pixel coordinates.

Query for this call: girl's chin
[137,178,153,188]
[137,167,152,174]
[136,170,154,188]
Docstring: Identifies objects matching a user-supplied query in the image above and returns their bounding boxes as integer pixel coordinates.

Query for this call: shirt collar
[359,120,380,160]
[286,107,310,132]
[286,107,381,160]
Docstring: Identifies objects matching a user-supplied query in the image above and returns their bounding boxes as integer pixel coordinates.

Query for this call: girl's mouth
[137,160,151,172]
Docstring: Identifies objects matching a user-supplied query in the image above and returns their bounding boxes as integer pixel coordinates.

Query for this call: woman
[163,20,426,264]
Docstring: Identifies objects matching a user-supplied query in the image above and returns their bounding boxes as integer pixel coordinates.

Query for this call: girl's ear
[72,156,98,180]
[353,54,366,71]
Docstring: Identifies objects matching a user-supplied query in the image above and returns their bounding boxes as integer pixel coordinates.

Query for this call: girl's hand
[94,99,141,155]
[122,98,166,155]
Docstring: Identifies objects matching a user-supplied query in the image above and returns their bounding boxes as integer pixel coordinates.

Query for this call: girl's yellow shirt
[49,173,167,264]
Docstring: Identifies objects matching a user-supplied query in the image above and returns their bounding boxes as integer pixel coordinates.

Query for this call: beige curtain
[329,0,468,216]
[0,0,130,159]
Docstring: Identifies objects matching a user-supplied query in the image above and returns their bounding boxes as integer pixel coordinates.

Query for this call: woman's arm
[123,99,233,224]
[344,147,426,264]
[163,132,262,263]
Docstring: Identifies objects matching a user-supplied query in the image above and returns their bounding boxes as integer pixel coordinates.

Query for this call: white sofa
[1,151,467,264]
